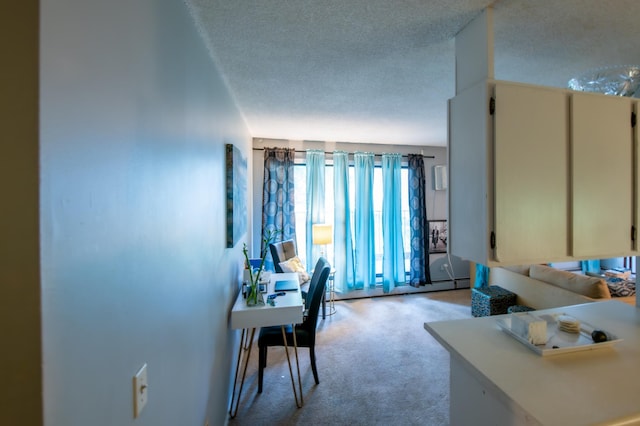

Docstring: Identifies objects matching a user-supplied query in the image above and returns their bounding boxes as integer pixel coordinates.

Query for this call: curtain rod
[252,148,435,159]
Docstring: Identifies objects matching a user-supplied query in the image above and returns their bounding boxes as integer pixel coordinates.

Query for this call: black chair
[270,239,328,318]
[269,240,298,273]
[258,257,331,393]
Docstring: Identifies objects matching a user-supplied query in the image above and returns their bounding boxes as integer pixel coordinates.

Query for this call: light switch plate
[133,363,148,418]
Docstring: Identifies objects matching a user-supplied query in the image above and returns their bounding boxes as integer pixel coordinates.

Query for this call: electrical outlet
[133,363,148,418]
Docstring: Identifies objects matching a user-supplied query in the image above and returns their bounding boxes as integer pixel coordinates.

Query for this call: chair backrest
[269,240,297,272]
[301,257,331,334]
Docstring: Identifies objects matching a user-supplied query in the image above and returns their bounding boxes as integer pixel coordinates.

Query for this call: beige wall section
[39,1,249,425]
[0,2,43,425]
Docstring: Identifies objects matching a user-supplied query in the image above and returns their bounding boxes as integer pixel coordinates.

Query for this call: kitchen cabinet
[449,80,636,266]
[493,83,568,264]
[571,92,634,257]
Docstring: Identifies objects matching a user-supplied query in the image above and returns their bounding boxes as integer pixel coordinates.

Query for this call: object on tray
[557,315,580,334]
[511,313,547,345]
[591,329,609,343]
[496,313,623,356]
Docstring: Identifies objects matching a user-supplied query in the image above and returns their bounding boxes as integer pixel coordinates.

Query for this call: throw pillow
[279,256,311,283]
[530,264,611,299]
[504,264,531,276]
[604,277,636,297]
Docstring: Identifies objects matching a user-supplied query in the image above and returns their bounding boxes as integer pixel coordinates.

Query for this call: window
[293,159,411,282]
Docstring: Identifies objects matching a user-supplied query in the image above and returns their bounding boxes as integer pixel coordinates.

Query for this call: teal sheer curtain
[581,259,601,274]
[354,152,376,289]
[333,151,355,292]
[305,150,325,271]
[262,148,296,270]
[381,153,406,292]
[475,263,490,288]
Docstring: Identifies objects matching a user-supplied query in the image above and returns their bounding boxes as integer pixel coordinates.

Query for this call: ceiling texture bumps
[186,0,640,146]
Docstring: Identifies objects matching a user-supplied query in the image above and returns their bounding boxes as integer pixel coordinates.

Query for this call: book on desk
[274,279,298,292]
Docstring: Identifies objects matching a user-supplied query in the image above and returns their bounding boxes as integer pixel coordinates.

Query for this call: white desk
[229,272,304,418]
[424,301,640,426]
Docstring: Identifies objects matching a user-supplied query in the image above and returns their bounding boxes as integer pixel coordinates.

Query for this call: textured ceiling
[186,0,640,146]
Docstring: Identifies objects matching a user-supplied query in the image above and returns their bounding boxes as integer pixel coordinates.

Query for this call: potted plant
[242,229,279,306]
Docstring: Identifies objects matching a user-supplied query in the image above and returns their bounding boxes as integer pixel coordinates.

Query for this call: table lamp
[312,223,333,259]
[312,223,336,316]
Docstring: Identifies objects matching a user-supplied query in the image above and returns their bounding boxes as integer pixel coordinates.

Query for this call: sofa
[489,264,636,310]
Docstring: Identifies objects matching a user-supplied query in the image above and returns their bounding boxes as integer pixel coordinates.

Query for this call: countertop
[424,300,640,425]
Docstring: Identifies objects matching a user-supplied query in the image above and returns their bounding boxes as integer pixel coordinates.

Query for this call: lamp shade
[312,224,333,245]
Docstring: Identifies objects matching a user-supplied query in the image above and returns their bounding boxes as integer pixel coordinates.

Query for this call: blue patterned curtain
[407,154,432,286]
[333,151,355,292]
[381,153,406,292]
[354,152,376,289]
[262,147,296,270]
[305,150,325,271]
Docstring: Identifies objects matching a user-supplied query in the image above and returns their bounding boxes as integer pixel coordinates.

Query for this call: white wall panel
[40,1,250,425]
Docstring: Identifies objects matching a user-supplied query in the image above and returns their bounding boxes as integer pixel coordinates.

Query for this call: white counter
[424,301,640,425]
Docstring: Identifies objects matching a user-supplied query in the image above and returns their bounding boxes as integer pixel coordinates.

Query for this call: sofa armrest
[489,267,594,310]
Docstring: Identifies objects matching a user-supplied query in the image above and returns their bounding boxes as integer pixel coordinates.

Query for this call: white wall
[39,1,248,425]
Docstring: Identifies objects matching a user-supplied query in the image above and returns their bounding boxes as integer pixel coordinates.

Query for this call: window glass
[294,160,411,283]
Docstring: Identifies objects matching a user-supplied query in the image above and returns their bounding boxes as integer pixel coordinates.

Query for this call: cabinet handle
[490,231,496,249]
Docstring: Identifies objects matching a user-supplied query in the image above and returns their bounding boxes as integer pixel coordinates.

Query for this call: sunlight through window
[293,159,411,283]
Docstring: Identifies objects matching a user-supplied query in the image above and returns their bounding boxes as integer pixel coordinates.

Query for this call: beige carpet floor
[228,288,472,426]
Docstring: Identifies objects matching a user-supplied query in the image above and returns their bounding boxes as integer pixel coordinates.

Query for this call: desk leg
[229,328,256,419]
[291,325,304,405]
[281,325,304,407]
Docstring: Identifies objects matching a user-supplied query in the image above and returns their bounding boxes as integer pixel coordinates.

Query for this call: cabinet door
[449,82,491,264]
[572,93,633,257]
[493,83,568,264]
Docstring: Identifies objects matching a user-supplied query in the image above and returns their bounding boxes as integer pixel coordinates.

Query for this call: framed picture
[428,220,447,253]
[226,144,247,248]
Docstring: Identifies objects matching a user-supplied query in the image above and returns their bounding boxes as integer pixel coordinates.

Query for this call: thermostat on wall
[433,165,447,191]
